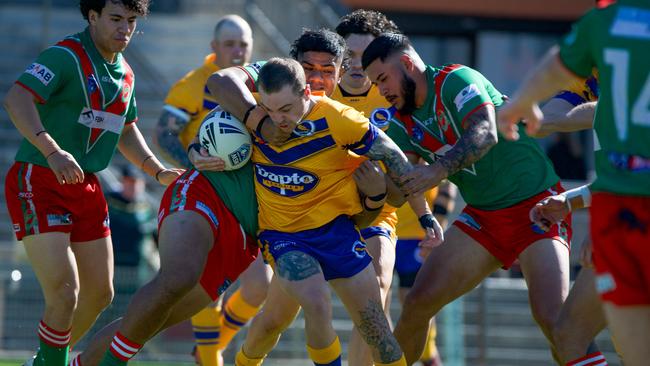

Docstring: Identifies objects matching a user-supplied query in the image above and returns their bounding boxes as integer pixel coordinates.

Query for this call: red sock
[566,352,608,366]
[108,332,142,362]
[38,320,71,348]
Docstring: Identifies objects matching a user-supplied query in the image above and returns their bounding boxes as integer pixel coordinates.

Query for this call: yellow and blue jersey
[164,54,220,148]
[554,70,599,105]
[332,84,399,234]
[252,93,379,233]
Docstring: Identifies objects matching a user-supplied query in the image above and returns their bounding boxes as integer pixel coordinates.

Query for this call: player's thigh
[273,254,331,313]
[602,303,650,366]
[365,234,396,286]
[329,262,383,324]
[71,236,114,292]
[408,225,501,308]
[23,232,79,298]
[555,267,606,338]
[238,254,273,302]
[519,238,570,316]
[158,210,214,284]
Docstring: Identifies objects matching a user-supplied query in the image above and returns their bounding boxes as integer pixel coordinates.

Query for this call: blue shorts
[395,239,424,287]
[360,226,394,241]
[259,215,372,281]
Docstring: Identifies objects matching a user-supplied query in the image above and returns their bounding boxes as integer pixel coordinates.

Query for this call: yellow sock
[306,336,341,365]
[191,305,222,366]
[376,354,407,366]
[420,321,438,361]
[235,348,264,366]
[218,289,261,350]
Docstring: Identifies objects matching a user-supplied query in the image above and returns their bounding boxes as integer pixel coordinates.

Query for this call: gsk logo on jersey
[453,83,481,111]
[254,164,319,197]
[26,63,55,86]
[369,107,395,129]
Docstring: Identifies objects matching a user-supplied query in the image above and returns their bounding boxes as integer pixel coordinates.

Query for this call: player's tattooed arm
[357,299,404,363]
[364,129,415,183]
[437,103,497,176]
[154,106,191,168]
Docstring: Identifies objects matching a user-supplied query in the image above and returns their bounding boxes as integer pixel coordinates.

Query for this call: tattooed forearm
[438,104,497,176]
[275,250,322,281]
[357,299,403,363]
[154,109,191,168]
[365,129,413,184]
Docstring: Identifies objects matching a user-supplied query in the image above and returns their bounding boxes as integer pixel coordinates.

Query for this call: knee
[48,283,79,313]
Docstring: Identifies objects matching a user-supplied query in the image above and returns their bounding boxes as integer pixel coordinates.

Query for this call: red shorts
[454,182,572,269]
[5,162,110,242]
[158,169,258,300]
[591,192,650,306]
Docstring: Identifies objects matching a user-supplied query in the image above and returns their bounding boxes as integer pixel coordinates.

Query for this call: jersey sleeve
[125,88,137,124]
[164,74,202,118]
[559,10,596,78]
[16,46,71,103]
[386,117,417,155]
[237,61,267,92]
[328,103,378,155]
[442,68,498,130]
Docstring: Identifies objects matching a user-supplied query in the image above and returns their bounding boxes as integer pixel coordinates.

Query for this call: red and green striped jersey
[387,65,558,210]
[559,0,650,196]
[15,28,137,173]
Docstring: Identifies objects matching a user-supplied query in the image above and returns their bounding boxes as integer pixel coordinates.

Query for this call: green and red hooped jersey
[386,64,559,210]
[559,0,650,196]
[14,28,137,173]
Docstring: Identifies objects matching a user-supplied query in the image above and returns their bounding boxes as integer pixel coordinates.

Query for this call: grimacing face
[365,56,417,113]
[258,84,310,133]
[88,1,139,60]
[340,33,375,91]
[297,51,341,97]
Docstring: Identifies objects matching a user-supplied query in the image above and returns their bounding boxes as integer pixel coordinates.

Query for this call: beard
[398,70,418,114]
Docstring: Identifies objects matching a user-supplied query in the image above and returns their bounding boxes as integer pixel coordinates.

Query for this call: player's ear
[399,54,414,72]
[303,84,311,98]
[88,9,99,25]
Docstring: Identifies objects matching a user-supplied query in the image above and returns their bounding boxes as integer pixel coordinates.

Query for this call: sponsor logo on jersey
[453,83,481,111]
[103,215,110,228]
[273,240,298,251]
[369,107,393,129]
[351,240,367,258]
[13,223,21,233]
[121,82,131,103]
[595,272,616,294]
[47,213,72,226]
[195,201,219,228]
[229,143,251,166]
[254,164,319,197]
[25,63,55,86]
[18,192,34,200]
[78,107,125,135]
[611,6,650,40]
[87,74,99,94]
[293,120,316,137]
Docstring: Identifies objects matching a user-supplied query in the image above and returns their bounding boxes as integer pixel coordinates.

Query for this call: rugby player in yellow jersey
[254,57,440,366]
[333,10,405,366]
[154,16,272,366]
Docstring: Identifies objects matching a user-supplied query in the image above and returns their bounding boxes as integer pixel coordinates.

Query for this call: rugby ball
[198,107,252,170]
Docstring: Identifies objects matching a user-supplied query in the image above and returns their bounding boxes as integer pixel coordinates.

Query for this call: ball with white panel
[198,106,252,170]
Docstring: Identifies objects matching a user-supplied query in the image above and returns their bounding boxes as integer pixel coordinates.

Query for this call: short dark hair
[80,0,150,21]
[335,9,401,39]
[259,58,306,96]
[290,28,347,63]
[362,33,411,70]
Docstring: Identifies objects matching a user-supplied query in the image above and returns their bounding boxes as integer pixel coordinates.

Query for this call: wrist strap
[36,130,47,137]
[367,192,387,202]
[419,214,435,229]
[141,155,155,169]
[363,197,384,211]
[45,150,59,159]
[155,168,164,183]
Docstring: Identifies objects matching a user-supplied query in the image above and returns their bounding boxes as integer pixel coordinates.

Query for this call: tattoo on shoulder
[438,106,497,176]
[357,299,403,363]
[275,250,322,281]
